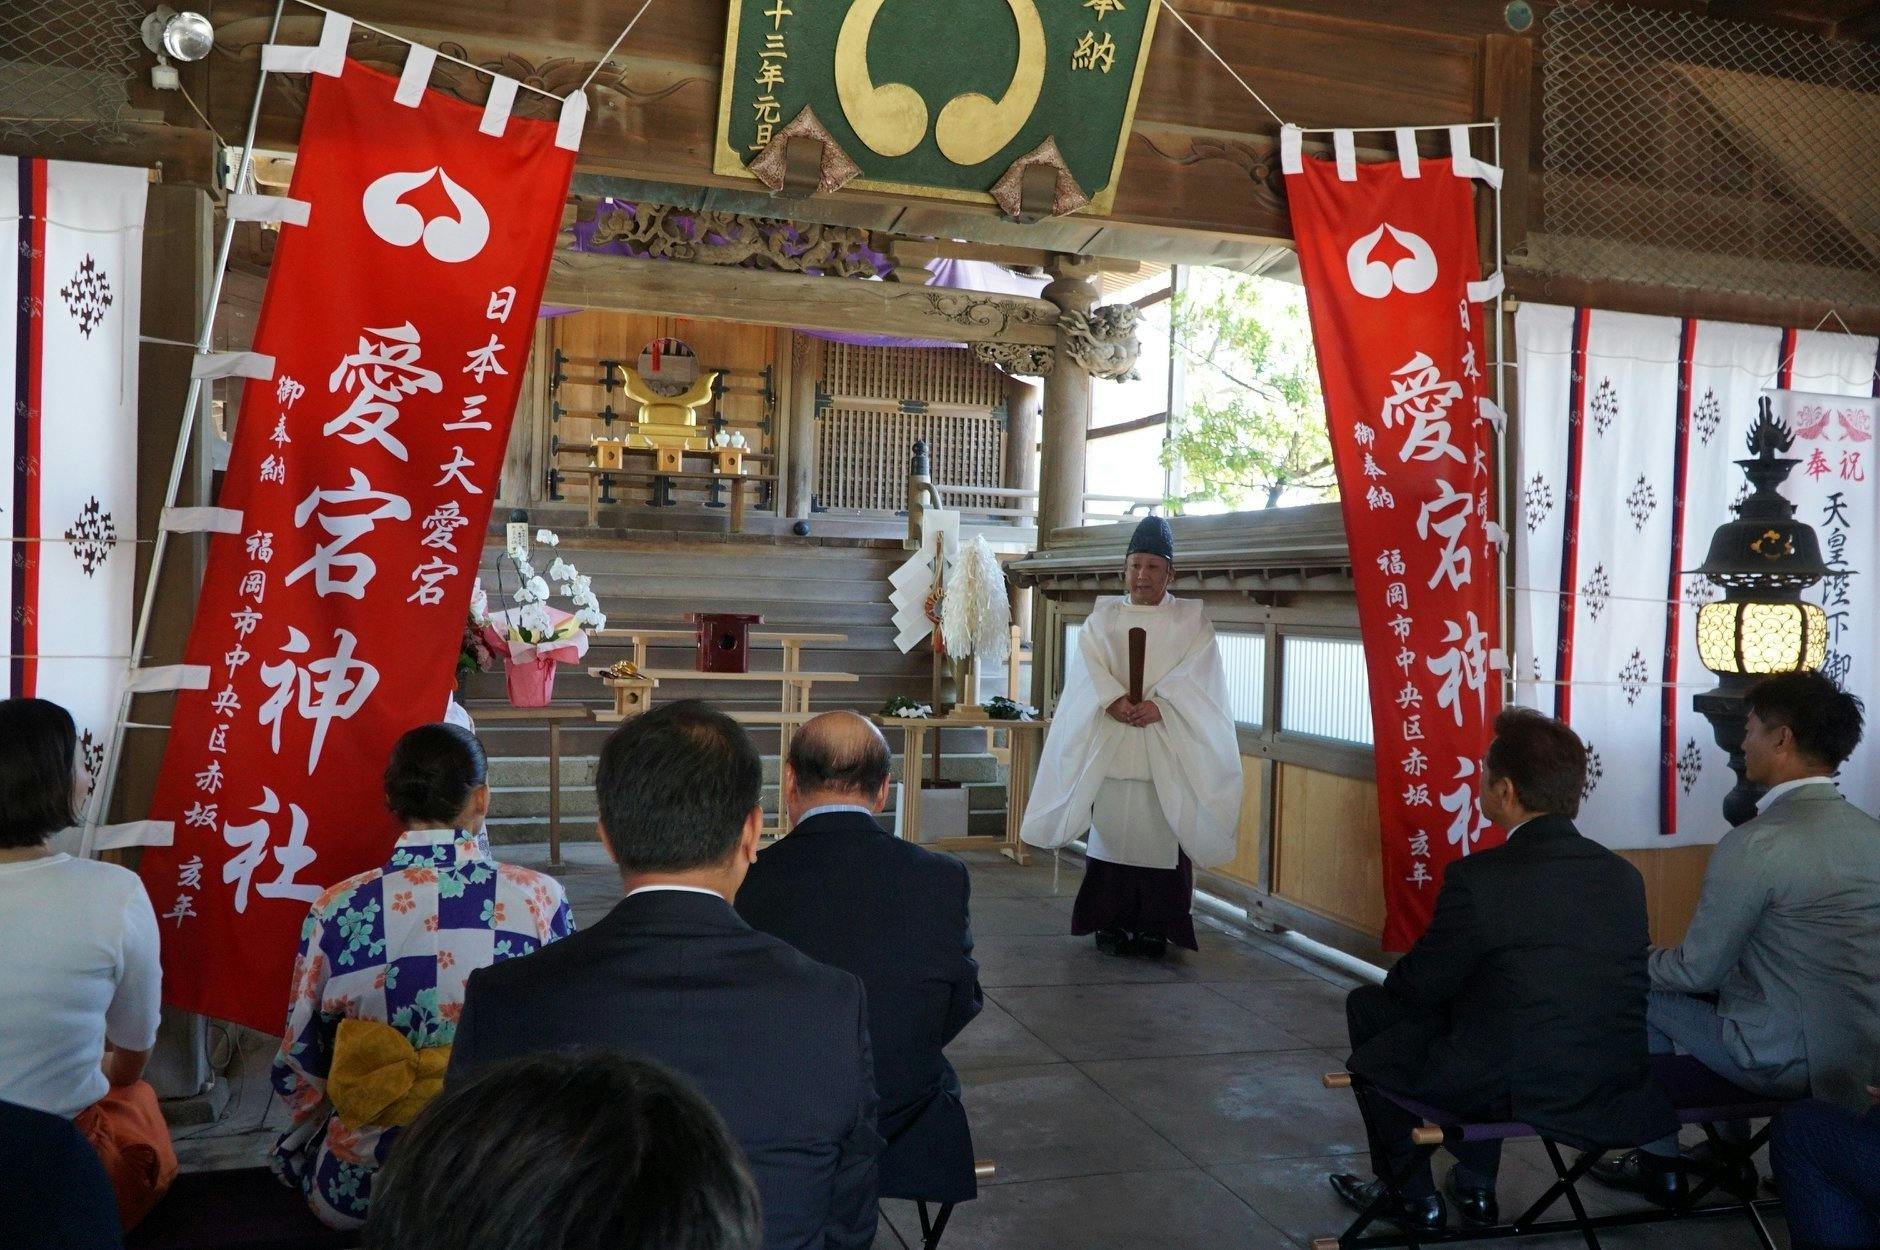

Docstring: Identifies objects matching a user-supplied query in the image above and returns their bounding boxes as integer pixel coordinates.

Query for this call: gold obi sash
[326,1019,450,1129]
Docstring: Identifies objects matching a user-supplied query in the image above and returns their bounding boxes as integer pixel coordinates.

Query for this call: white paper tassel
[940,535,1011,662]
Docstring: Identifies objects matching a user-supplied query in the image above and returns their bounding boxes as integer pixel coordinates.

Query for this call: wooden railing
[922,483,1165,529]
[931,482,1037,523]
[1080,492,1164,525]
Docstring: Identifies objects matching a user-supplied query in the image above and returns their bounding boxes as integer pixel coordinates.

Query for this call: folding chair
[907,1159,995,1250]
[1313,1055,1789,1250]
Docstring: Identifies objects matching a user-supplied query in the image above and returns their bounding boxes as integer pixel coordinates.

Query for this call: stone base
[161,1075,231,1128]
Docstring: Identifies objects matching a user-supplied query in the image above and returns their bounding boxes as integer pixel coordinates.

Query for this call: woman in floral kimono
[271,723,574,1229]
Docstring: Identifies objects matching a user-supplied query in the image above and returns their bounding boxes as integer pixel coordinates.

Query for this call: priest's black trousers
[1070,851,1199,950]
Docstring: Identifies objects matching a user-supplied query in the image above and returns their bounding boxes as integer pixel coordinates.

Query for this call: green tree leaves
[1164,272,1334,512]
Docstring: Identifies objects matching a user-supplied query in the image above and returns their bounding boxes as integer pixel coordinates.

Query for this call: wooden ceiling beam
[1573,0,1880,40]
[202,0,1492,254]
[0,121,217,190]
[543,250,1060,345]
[1837,4,1880,39]
[1702,0,1868,37]
[1507,265,1880,336]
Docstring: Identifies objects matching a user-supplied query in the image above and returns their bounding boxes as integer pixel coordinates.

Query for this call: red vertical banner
[1286,143,1505,950]
[139,59,576,1029]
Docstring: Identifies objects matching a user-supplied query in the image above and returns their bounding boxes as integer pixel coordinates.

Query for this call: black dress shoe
[1125,933,1168,959]
[1094,927,1129,955]
[1587,1150,1688,1207]
[1685,1140,1759,1195]
[1443,1173,1498,1226]
[1327,1173,1447,1233]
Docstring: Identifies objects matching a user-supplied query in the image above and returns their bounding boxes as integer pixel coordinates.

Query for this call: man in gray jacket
[1596,671,1878,1200]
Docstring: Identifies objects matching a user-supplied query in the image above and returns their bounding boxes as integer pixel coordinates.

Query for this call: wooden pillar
[501,320,550,504]
[124,185,216,829]
[1004,374,1041,645]
[1004,374,1041,499]
[1037,255,1100,540]
[786,334,821,518]
[135,184,218,1104]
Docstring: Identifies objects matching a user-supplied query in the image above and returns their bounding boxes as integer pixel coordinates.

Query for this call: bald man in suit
[737,712,983,1210]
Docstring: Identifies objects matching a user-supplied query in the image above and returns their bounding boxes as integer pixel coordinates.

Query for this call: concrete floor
[177,844,1791,1250]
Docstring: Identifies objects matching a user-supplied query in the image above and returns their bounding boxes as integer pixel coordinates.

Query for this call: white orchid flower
[518,602,554,639]
[535,529,560,546]
[547,558,576,582]
[527,575,550,601]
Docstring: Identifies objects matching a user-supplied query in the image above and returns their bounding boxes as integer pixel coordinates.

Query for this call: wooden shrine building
[8,0,1878,969]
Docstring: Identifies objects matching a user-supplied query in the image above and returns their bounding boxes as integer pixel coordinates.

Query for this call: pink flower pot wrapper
[503,656,559,707]
[482,610,591,708]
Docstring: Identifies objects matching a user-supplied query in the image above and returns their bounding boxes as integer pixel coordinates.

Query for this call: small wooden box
[713,447,745,475]
[654,446,685,473]
[689,612,764,674]
[595,441,626,471]
[605,674,658,719]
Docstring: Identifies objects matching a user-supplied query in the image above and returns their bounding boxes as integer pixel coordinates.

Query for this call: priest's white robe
[1021,594,1243,869]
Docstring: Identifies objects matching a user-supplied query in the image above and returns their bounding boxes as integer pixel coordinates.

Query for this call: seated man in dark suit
[1329,707,1675,1233]
[737,711,983,1210]
[449,701,883,1250]
[0,1098,122,1250]
[1772,1090,1880,1250]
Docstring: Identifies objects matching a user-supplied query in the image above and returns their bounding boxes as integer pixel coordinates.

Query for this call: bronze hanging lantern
[1690,397,1832,825]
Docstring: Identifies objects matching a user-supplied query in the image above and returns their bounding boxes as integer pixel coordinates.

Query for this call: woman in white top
[0,698,174,1230]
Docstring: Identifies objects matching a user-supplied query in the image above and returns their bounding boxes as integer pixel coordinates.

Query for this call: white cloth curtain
[1516,303,1880,849]
[0,158,145,838]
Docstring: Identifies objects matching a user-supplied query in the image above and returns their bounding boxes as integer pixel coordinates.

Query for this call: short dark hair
[384,723,488,826]
[0,698,80,849]
[1746,671,1864,769]
[365,1052,762,1250]
[1483,706,1587,818]
[596,701,761,872]
[787,718,891,797]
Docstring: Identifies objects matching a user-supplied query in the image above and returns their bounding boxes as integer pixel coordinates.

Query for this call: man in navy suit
[737,711,982,1210]
[450,701,883,1250]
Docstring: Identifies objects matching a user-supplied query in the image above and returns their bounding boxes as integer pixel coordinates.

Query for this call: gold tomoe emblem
[835,0,1046,166]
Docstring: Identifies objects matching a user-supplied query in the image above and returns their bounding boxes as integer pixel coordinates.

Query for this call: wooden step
[500,507,1026,549]
[484,751,1007,789]
[582,645,927,676]
[486,805,1012,846]
[485,777,1010,820]
[483,546,908,581]
[484,571,903,606]
[469,720,1015,761]
[459,673,919,708]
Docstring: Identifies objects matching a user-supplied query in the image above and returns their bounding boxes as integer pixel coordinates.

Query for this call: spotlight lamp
[141,7,215,90]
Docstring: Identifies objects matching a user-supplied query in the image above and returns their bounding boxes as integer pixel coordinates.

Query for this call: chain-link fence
[1538,5,1880,309]
[1,0,147,145]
